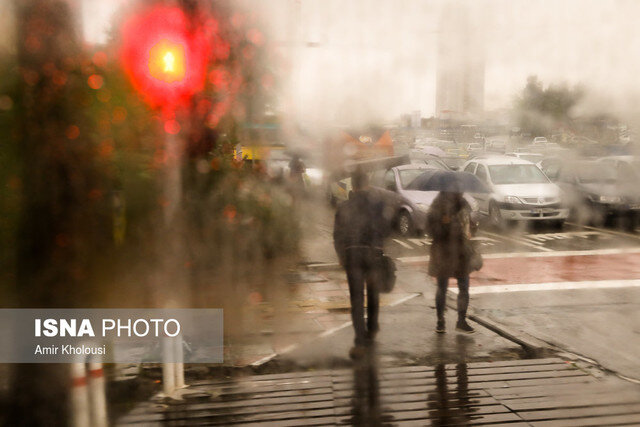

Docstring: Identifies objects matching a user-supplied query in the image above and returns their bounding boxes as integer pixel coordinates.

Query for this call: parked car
[409,153,451,170]
[410,145,447,158]
[512,147,532,154]
[505,152,544,164]
[486,140,506,153]
[445,148,467,159]
[532,136,548,145]
[597,156,640,182]
[553,159,640,228]
[543,142,561,151]
[536,156,564,181]
[439,156,467,171]
[370,164,478,236]
[266,153,324,190]
[369,165,436,235]
[328,176,408,227]
[462,156,569,227]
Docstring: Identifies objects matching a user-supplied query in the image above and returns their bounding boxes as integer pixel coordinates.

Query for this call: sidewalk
[273,267,525,370]
[117,357,640,425]
[223,267,424,367]
[222,197,530,367]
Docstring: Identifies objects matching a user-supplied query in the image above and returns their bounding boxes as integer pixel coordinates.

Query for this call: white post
[174,336,185,389]
[162,338,176,395]
[88,361,108,427]
[70,362,90,427]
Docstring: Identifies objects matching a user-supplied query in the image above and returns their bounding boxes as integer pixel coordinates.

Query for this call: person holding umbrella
[423,172,486,334]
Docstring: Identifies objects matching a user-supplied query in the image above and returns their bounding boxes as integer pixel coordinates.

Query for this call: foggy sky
[250,0,640,126]
[69,0,640,126]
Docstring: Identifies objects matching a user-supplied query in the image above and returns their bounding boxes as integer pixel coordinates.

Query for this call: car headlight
[599,195,622,204]
[588,194,622,204]
[416,203,430,212]
[504,196,522,204]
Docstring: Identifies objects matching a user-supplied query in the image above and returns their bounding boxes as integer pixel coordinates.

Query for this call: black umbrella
[406,170,490,193]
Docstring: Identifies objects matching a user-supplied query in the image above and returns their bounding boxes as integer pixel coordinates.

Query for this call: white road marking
[389,293,422,306]
[251,293,421,366]
[525,234,551,242]
[567,222,640,241]
[481,247,640,258]
[393,238,413,249]
[564,231,607,238]
[448,279,640,295]
[397,255,430,264]
[318,321,352,338]
[481,230,555,252]
[471,236,499,243]
[396,246,640,264]
[408,238,430,246]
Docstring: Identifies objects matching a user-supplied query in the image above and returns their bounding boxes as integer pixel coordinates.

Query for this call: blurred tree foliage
[0,58,21,304]
[514,75,584,136]
[0,0,298,307]
[2,0,298,422]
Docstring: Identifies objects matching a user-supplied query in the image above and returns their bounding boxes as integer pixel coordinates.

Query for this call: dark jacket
[333,190,388,266]
[426,192,473,278]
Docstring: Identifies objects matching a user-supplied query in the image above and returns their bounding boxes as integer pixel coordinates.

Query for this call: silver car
[462,156,569,227]
[370,164,479,236]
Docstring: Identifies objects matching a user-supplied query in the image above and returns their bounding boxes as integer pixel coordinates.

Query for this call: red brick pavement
[463,252,640,286]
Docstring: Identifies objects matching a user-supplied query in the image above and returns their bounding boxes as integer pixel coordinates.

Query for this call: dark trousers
[436,276,469,322]
[345,248,381,346]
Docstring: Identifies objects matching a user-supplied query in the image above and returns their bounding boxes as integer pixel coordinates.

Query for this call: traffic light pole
[160,131,187,396]
[119,1,211,399]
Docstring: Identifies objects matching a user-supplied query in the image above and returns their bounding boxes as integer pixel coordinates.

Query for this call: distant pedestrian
[333,169,388,359]
[288,155,306,194]
[426,182,478,334]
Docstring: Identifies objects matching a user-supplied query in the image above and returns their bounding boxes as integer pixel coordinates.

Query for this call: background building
[436,1,485,120]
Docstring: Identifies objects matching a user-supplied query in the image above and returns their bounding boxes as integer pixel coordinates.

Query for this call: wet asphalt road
[306,200,640,381]
[393,222,640,381]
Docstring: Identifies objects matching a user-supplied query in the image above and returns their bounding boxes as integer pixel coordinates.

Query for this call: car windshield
[399,169,430,188]
[421,159,448,170]
[441,157,465,170]
[577,165,617,184]
[488,164,549,184]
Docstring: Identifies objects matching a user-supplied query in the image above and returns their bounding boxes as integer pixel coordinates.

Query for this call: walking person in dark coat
[334,169,388,359]
[288,155,306,195]
[426,182,477,334]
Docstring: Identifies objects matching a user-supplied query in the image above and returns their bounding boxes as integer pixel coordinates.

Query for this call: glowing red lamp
[120,5,211,111]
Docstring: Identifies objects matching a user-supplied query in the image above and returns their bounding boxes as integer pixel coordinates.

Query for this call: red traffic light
[120,5,211,111]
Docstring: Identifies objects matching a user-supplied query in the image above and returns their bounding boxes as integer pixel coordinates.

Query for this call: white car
[597,155,640,182]
[462,156,569,227]
[505,152,544,164]
[466,143,484,155]
[486,140,506,153]
[513,147,532,154]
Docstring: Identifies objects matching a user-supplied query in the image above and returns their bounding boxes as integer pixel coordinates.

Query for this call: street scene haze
[1,0,640,425]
